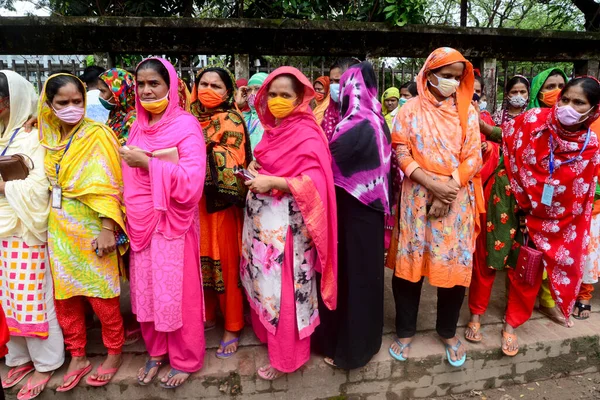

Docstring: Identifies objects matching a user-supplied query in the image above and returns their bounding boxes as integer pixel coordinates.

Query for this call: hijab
[99,68,136,144]
[528,68,568,109]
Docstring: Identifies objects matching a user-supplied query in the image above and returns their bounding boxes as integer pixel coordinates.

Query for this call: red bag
[515,235,544,286]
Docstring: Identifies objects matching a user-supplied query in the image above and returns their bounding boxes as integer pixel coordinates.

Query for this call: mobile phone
[233,165,255,181]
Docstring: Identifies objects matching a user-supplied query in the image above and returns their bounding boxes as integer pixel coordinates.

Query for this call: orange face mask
[314,92,325,102]
[539,88,561,107]
[268,97,297,119]
[197,88,226,109]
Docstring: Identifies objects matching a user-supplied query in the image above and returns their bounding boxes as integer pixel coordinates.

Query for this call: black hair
[79,66,106,86]
[269,73,304,99]
[195,67,234,93]
[136,59,170,88]
[0,72,8,99]
[401,81,417,97]
[505,76,530,94]
[474,75,485,91]
[562,77,600,107]
[45,74,86,103]
[330,58,361,73]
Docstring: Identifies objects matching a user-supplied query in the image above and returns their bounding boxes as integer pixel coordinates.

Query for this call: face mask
[314,92,325,102]
[539,88,561,107]
[247,93,257,109]
[99,96,116,111]
[330,84,340,103]
[508,95,528,108]
[268,97,297,119]
[399,98,408,107]
[198,88,226,109]
[479,101,488,112]
[429,73,460,97]
[53,105,85,125]
[140,94,169,114]
[556,104,594,126]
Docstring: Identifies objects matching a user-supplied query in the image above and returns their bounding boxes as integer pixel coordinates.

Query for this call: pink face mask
[53,106,85,125]
[556,104,593,126]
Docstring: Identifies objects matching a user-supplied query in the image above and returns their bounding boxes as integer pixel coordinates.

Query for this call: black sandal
[572,301,592,320]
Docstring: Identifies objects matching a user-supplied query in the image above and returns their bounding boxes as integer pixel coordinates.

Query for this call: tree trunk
[572,0,600,31]
[460,0,468,27]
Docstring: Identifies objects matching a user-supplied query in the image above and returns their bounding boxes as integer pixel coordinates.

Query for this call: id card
[51,186,62,209]
[541,183,554,206]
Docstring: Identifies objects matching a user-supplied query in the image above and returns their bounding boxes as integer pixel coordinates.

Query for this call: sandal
[86,362,122,387]
[17,373,53,400]
[464,321,482,343]
[389,338,411,362]
[215,337,240,359]
[538,305,572,327]
[501,330,519,357]
[160,368,190,389]
[444,338,467,367]
[257,364,284,381]
[204,321,216,331]
[124,327,142,346]
[138,359,164,386]
[572,301,592,320]
[3,364,35,389]
[56,363,93,392]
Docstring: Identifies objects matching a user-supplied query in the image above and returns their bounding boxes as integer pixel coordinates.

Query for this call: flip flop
[204,321,217,331]
[389,338,411,362]
[257,364,284,381]
[445,339,467,367]
[138,359,164,386]
[56,363,93,392]
[215,337,240,359]
[124,327,142,346]
[17,372,53,400]
[3,364,35,389]
[159,368,190,389]
[464,321,482,343]
[86,362,122,387]
[501,330,519,357]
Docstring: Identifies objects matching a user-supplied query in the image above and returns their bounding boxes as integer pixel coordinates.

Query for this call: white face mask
[479,101,488,112]
[429,73,460,97]
[508,95,528,108]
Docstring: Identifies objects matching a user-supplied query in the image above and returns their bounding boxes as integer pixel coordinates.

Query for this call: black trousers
[392,275,465,339]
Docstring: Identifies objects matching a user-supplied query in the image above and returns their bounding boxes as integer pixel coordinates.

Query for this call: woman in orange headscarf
[386,48,482,368]
[311,76,330,125]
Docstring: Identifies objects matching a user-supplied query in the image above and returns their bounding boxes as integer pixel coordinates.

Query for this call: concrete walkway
[3,269,599,399]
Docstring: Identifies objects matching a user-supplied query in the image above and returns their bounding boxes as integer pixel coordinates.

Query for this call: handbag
[0,128,34,182]
[515,234,544,286]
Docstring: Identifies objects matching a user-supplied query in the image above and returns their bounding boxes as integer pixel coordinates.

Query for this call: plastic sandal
[86,362,122,387]
[3,364,35,389]
[257,364,284,381]
[501,330,519,357]
[445,339,467,367]
[572,301,592,320]
[56,363,93,393]
[215,337,240,359]
[464,322,482,343]
[138,359,163,386]
[159,368,190,389]
[389,338,411,362]
[16,373,53,400]
[124,327,142,346]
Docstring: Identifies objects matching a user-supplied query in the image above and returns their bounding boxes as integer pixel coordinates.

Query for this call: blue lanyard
[55,133,76,178]
[1,128,21,156]
[548,128,591,177]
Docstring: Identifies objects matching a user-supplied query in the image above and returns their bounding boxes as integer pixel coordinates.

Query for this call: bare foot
[137,356,165,385]
[257,364,284,381]
[465,314,483,342]
[218,329,241,355]
[390,336,413,359]
[161,369,190,388]
[90,353,122,382]
[441,336,466,362]
[59,356,91,390]
[18,370,52,398]
[539,305,575,328]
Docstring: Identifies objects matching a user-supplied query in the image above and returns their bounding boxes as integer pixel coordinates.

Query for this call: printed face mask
[508,95,528,108]
[429,73,460,97]
[53,105,85,124]
[556,104,593,126]
[247,93,257,109]
[140,94,169,114]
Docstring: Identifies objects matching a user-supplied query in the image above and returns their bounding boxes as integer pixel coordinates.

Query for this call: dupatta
[254,66,338,311]
[99,68,136,144]
[312,76,331,125]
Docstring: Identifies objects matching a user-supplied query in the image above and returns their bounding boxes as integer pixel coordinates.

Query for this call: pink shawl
[254,66,338,310]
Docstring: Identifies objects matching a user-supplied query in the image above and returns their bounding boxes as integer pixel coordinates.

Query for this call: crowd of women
[0,46,598,398]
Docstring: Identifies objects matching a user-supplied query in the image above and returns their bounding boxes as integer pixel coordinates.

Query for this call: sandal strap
[144,359,163,374]
[220,337,240,348]
[394,338,412,352]
[447,339,463,353]
[576,301,592,311]
[167,368,189,379]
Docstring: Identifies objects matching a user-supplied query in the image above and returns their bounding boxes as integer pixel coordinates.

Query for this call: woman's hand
[0,181,5,195]
[23,116,37,133]
[428,180,459,205]
[248,160,262,176]
[235,86,248,108]
[481,141,489,153]
[428,198,450,219]
[245,175,273,194]
[119,146,150,170]
[95,228,116,258]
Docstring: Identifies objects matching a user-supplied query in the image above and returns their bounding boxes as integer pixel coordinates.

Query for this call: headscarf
[99,68,136,145]
[329,61,392,214]
[528,67,568,109]
[312,76,331,125]
[39,73,126,245]
[254,66,337,310]
[191,66,252,212]
[248,73,268,87]
[245,72,268,152]
[0,70,49,246]
[504,104,600,321]
[381,87,400,116]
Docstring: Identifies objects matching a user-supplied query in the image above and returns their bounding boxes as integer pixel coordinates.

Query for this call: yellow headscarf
[381,87,400,117]
[38,74,127,249]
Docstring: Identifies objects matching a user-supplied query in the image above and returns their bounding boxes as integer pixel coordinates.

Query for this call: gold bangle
[102,225,115,232]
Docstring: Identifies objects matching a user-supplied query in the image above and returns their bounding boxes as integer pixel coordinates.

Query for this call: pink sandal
[86,363,122,387]
[17,373,53,400]
[3,364,35,389]
[56,363,92,392]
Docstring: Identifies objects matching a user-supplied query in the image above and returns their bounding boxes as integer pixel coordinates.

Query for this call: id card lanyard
[1,128,20,156]
[51,133,75,209]
[542,128,591,206]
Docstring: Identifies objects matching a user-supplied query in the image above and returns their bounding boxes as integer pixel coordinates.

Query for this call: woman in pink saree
[241,67,338,380]
[120,58,206,389]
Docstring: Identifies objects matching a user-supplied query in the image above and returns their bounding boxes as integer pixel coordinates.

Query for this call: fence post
[234,54,250,80]
[36,61,42,91]
[482,58,497,112]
